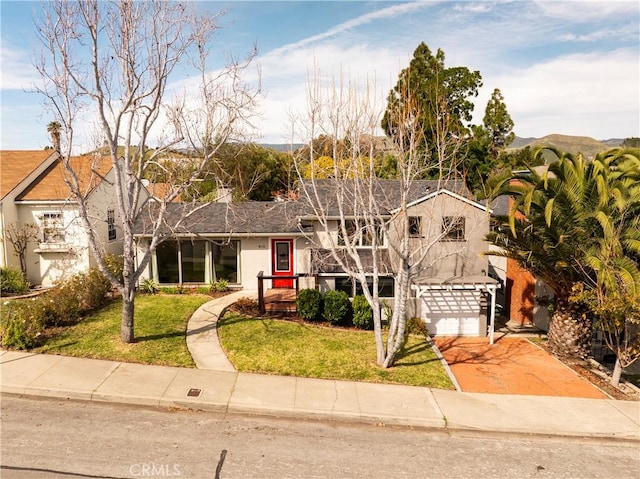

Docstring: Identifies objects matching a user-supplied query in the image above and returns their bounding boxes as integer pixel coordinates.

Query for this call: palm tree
[487,147,640,360]
[47,121,62,152]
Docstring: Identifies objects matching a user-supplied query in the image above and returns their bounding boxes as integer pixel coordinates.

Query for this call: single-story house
[135,179,499,337]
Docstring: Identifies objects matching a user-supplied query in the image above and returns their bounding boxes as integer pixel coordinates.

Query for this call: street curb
[3,388,638,443]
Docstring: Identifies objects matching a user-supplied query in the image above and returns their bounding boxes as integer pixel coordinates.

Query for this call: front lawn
[33,294,210,367]
[218,313,454,389]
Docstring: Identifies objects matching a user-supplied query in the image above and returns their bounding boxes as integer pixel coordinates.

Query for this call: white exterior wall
[14,169,123,286]
[0,202,19,270]
[18,204,89,286]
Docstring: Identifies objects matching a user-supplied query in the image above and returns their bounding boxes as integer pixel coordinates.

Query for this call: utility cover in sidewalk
[187,388,202,397]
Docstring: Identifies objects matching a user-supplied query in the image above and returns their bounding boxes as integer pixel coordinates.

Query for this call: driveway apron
[433,337,607,399]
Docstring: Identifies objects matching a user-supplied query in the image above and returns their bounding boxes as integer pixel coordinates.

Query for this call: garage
[421,290,482,336]
[412,276,499,341]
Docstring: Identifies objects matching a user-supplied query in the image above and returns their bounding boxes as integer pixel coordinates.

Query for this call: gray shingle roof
[134,179,472,236]
[298,179,469,217]
[134,201,308,236]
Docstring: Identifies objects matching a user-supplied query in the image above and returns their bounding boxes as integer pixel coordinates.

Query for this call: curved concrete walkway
[186,290,258,371]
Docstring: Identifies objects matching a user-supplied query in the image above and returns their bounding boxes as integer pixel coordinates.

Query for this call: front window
[335,276,394,298]
[41,212,65,243]
[211,241,239,283]
[441,216,465,241]
[154,239,239,284]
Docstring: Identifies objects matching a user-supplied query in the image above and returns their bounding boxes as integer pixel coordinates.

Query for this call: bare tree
[291,69,472,368]
[34,1,259,342]
[4,223,40,277]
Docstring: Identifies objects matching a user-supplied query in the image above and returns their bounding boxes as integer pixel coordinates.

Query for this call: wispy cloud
[486,49,639,139]
[535,0,639,21]
[0,42,39,90]
[269,0,432,55]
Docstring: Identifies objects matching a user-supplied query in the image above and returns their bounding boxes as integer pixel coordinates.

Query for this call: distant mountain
[260,143,304,152]
[601,138,625,147]
[509,134,620,159]
[263,134,627,158]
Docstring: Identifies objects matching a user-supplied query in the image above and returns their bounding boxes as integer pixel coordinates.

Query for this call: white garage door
[421,290,482,336]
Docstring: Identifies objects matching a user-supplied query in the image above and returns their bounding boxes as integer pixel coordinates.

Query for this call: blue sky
[1,0,639,151]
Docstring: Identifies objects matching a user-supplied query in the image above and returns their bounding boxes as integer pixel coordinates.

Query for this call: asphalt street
[2,396,639,479]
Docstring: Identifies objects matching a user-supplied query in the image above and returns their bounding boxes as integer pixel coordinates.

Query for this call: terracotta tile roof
[145,182,174,200]
[17,155,113,201]
[0,150,57,200]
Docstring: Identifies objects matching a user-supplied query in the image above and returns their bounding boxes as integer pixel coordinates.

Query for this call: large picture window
[154,239,239,284]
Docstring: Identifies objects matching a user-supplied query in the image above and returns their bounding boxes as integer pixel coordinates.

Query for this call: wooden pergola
[411,276,500,344]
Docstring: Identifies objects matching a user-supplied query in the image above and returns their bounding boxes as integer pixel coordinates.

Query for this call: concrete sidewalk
[1,350,639,441]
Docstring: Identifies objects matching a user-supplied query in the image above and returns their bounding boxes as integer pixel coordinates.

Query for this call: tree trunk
[382,267,410,368]
[121,292,135,343]
[547,300,592,359]
[120,262,136,343]
[610,357,622,387]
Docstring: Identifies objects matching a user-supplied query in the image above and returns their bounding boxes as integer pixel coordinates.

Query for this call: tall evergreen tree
[483,88,515,157]
[381,42,482,179]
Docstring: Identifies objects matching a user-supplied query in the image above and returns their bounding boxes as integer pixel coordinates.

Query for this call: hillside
[510,134,620,159]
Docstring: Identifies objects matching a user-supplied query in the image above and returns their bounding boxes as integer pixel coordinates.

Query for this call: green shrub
[352,295,373,330]
[140,278,160,294]
[0,267,30,294]
[296,289,323,322]
[62,269,111,312]
[212,279,229,292]
[40,285,81,326]
[195,286,211,295]
[323,290,351,325]
[0,301,45,349]
[405,317,428,337]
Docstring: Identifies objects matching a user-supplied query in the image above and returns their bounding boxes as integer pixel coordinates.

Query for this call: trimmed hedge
[297,289,323,322]
[323,290,351,325]
[352,295,373,330]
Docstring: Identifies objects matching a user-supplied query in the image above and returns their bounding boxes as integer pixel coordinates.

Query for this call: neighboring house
[0,150,123,287]
[135,179,498,337]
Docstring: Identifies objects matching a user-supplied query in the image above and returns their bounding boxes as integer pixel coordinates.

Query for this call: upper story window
[41,212,65,243]
[409,216,422,237]
[441,216,465,241]
[338,219,384,248]
[107,209,116,241]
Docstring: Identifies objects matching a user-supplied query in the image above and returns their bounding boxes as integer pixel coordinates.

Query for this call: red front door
[272,239,294,288]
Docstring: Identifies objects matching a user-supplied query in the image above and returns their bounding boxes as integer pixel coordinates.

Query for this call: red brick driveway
[432,336,607,399]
